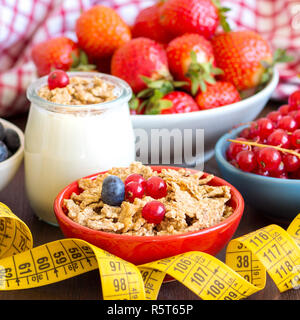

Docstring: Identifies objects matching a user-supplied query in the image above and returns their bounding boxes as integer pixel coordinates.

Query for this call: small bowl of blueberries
[0,118,24,192]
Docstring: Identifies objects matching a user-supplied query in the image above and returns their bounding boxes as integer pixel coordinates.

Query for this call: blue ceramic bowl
[215,125,300,223]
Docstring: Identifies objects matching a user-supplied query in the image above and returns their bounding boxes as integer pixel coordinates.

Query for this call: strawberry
[76,5,131,60]
[195,81,240,110]
[211,31,275,91]
[31,37,80,76]
[159,91,200,114]
[166,33,222,95]
[145,91,199,114]
[111,37,171,94]
[132,2,173,44]
[159,0,231,39]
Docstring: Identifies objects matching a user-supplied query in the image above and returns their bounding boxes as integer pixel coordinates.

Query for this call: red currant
[124,174,146,187]
[253,167,270,177]
[48,70,69,89]
[288,90,300,110]
[236,151,257,172]
[239,127,251,139]
[289,110,298,118]
[267,129,290,149]
[282,153,300,172]
[125,181,145,203]
[294,111,300,127]
[278,115,298,132]
[227,138,251,160]
[142,201,166,224]
[290,169,300,179]
[249,121,260,138]
[256,117,274,139]
[270,161,286,177]
[278,104,291,115]
[145,176,167,199]
[291,130,300,149]
[267,111,282,125]
[252,146,261,157]
[257,148,282,171]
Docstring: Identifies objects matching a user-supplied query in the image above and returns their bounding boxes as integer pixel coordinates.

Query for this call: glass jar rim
[26,71,132,111]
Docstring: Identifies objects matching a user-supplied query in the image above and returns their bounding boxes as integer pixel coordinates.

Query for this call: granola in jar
[64,162,234,236]
[38,76,116,105]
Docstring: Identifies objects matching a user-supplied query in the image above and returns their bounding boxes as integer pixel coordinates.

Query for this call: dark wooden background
[0,100,299,300]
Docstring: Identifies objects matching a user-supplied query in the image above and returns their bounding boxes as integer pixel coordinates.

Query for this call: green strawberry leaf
[273,48,294,64]
[211,66,224,75]
[79,50,89,65]
[199,80,207,93]
[140,75,152,85]
[142,87,173,115]
[204,75,217,85]
[190,50,198,64]
[186,51,223,95]
[212,0,231,32]
[138,75,186,99]
[129,95,139,110]
[137,88,154,99]
[144,98,172,115]
[260,72,270,85]
[158,99,173,110]
[137,75,188,114]
[258,48,294,91]
[70,49,96,72]
[71,52,80,68]
[173,80,189,87]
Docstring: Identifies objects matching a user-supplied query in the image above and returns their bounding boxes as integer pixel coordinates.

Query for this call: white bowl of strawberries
[121,31,280,162]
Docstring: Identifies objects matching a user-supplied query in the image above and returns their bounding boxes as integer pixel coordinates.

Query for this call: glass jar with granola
[25,72,135,225]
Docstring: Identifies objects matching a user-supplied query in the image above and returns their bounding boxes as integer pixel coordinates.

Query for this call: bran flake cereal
[64,162,233,236]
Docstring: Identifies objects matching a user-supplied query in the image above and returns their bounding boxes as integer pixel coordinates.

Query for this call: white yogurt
[25,72,135,225]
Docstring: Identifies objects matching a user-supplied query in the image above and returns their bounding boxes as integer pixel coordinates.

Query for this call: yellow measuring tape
[0,202,299,300]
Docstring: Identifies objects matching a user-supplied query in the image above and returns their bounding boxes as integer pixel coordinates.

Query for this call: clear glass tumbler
[25,72,135,225]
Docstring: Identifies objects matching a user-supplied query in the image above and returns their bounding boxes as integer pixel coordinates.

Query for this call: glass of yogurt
[25,72,135,226]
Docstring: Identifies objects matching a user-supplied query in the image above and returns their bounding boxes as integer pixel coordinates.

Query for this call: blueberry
[101,175,125,206]
[4,128,20,153]
[0,122,4,141]
[0,141,8,162]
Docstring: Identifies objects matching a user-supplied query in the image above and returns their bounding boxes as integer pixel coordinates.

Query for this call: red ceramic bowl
[54,166,244,266]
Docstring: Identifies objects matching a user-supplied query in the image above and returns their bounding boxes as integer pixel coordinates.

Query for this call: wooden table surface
[0,101,299,300]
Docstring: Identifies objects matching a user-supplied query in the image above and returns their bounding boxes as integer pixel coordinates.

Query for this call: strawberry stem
[211,0,231,32]
[186,51,223,95]
[70,50,96,72]
[136,75,188,114]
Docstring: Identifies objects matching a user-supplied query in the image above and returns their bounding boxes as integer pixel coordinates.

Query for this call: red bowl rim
[54,165,244,242]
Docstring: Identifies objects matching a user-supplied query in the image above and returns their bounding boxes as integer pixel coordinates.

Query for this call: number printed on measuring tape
[0,202,299,300]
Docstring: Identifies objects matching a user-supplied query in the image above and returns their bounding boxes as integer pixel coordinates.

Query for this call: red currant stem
[227,139,300,159]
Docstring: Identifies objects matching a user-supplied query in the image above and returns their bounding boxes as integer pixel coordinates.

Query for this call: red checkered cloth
[0,0,298,117]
